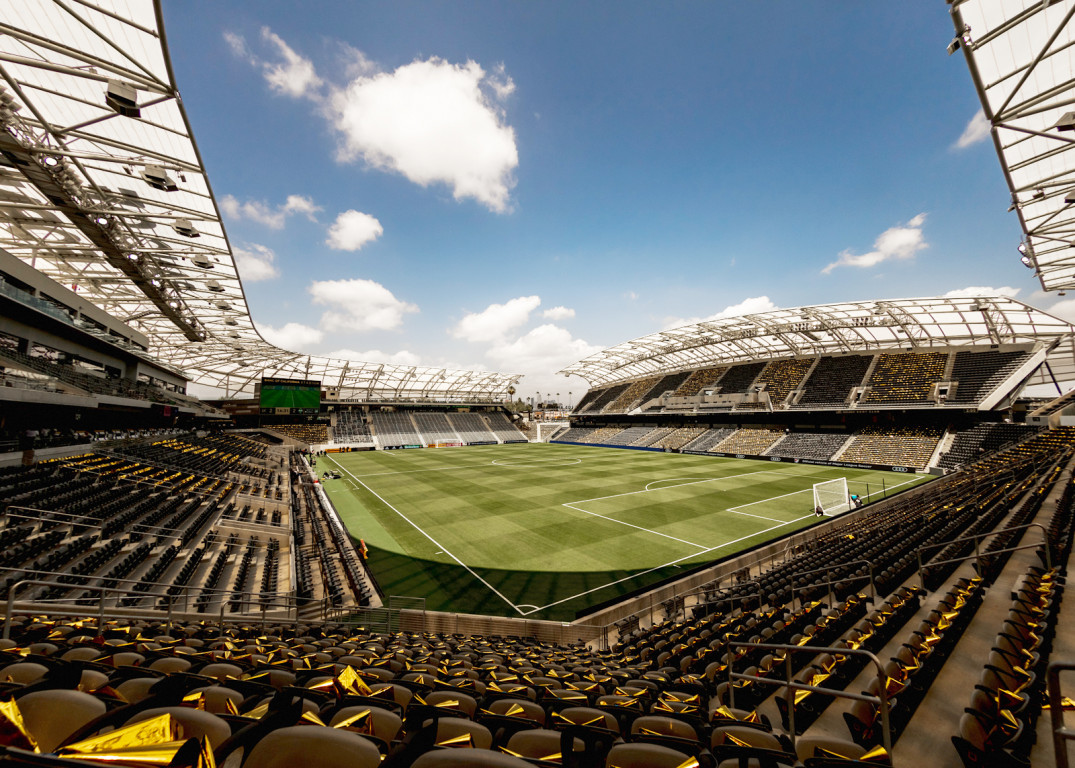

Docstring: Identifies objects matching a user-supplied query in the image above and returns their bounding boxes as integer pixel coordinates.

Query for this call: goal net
[813,477,850,516]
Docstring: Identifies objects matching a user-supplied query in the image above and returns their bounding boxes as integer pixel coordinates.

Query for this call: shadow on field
[357,539,686,623]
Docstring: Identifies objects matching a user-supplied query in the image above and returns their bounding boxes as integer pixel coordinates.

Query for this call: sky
[162,2,1066,402]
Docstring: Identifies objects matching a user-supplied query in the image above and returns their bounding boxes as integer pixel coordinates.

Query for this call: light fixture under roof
[1054,111,1075,132]
[140,165,177,192]
[105,79,139,118]
[192,255,213,269]
[172,219,199,238]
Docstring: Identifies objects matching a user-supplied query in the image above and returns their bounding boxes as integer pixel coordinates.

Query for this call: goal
[813,477,850,516]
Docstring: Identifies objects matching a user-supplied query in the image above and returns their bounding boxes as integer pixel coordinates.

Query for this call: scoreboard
[259,377,321,415]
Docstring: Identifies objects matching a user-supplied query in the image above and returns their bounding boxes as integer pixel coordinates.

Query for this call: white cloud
[328,57,518,212]
[326,209,384,251]
[664,295,778,329]
[224,29,322,99]
[542,306,575,321]
[309,278,418,331]
[220,194,320,229]
[227,29,519,213]
[955,109,991,149]
[452,295,540,343]
[625,291,639,301]
[1045,299,1075,323]
[487,324,603,395]
[943,286,1021,299]
[233,243,279,281]
[326,348,421,366]
[223,31,253,63]
[260,27,322,98]
[336,42,379,79]
[822,214,928,274]
[257,321,323,350]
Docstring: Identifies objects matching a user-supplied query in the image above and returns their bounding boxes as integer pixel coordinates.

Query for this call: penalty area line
[325,456,525,616]
[518,512,816,616]
[562,501,708,550]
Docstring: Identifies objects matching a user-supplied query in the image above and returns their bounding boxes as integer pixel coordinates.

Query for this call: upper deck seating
[793,355,873,409]
[861,352,948,405]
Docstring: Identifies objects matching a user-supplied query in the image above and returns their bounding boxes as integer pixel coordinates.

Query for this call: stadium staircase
[927,430,956,469]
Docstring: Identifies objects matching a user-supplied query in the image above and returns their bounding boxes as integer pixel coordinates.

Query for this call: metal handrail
[0,566,319,638]
[726,640,892,755]
[915,522,1051,583]
[1048,661,1075,768]
[2,577,327,640]
[4,507,197,539]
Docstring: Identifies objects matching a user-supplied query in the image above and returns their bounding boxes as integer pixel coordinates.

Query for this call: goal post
[813,477,850,516]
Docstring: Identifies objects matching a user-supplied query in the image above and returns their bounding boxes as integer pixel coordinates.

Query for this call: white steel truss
[558,295,1075,387]
[950,0,1075,292]
[0,1,521,400]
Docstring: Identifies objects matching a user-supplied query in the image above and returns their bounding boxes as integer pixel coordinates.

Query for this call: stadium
[0,2,1073,767]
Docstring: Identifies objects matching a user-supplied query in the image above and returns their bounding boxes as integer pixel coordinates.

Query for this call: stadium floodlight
[1054,111,1075,132]
[105,79,139,118]
[1021,255,1034,268]
[172,219,199,238]
[1066,189,1075,205]
[947,37,961,55]
[140,164,177,192]
[813,477,850,516]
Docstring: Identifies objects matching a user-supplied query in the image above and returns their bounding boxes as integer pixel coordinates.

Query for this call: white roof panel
[950,0,1075,290]
[558,295,1075,387]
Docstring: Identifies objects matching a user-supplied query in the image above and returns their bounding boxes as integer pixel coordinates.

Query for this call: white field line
[725,473,929,516]
[559,467,820,550]
[525,470,931,615]
[644,477,711,491]
[729,509,789,523]
[727,486,813,513]
[521,512,817,616]
[492,459,582,468]
[326,456,524,616]
[565,468,780,506]
[333,447,931,617]
[561,502,709,549]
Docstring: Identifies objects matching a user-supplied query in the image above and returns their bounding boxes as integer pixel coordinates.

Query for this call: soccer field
[320,443,933,621]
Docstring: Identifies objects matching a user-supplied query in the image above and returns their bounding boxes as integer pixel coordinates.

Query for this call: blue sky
[163,2,1055,400]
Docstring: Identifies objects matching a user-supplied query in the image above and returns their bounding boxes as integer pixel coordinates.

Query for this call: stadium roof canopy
[558,295,1075,388]
[951,0,1075,292]
[0,0,521,400]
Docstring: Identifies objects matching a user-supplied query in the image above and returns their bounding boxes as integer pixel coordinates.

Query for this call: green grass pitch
[320,443,933,622]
